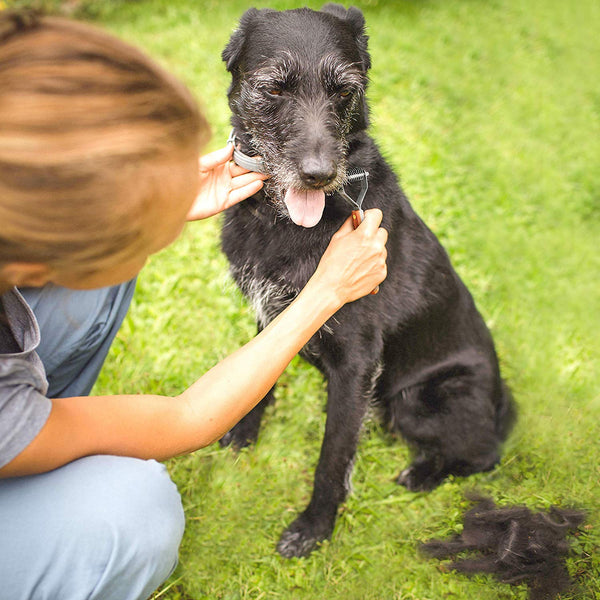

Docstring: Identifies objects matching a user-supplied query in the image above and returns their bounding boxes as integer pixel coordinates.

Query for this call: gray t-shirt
[0,288,51,469]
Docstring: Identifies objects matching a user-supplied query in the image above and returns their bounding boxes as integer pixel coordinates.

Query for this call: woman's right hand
[310,208,388,308]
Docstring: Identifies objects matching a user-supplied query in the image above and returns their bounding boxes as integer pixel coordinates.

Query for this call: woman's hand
[186,144,268,221]
[310,209,388,307]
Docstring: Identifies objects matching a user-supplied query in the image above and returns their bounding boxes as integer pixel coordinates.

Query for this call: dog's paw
[276,514,333,558]
[396,459,446,492]
[219,420,259,449]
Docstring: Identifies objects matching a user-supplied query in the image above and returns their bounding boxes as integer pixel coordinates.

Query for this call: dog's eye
[339,88,352,99]
[266,88,283,97]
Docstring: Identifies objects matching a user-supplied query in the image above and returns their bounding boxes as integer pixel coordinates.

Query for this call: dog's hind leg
[386,375,503,492]
[276,361,379,558]
[220,384,276,449]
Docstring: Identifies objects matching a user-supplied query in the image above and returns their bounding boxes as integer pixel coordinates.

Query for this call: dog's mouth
[283,188,326,228]
[228,130,343,228]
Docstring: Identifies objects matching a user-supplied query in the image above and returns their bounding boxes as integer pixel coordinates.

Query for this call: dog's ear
[222,8,279,72]
[320,3,371,71]
[222,8,258,72]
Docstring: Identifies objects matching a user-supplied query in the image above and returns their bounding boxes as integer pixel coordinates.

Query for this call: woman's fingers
[198,144,234,171]
[358,208,384,233]
[230,170,269,189]
[228,178,266,205]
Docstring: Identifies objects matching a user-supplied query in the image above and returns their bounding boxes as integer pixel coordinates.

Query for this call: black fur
[421,495,586,600]
[220,4,515,558]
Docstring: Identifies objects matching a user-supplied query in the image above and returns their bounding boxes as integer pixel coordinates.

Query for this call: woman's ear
[0,263,53,288]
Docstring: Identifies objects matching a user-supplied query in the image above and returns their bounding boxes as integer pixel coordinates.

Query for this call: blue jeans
[0,282,184,600]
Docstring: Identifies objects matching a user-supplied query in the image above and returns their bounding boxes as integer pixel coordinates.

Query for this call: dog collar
[227,129,268,174]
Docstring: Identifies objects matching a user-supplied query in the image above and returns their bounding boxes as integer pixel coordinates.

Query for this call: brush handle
[351,209,362,229]
[351,209,379,295]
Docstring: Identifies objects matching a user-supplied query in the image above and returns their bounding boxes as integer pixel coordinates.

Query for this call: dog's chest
[225,219,326,328]
[229,262,334,365]
[231,264,301,329]
[223,204,341,358]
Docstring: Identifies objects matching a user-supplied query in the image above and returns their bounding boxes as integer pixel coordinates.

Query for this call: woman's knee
[87,457,184,564]
[83,456,185,599]
[0,455,184,600]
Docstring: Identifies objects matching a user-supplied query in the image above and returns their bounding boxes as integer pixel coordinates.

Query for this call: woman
[0,11,388,600]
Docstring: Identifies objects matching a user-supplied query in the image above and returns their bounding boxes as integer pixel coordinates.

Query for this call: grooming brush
[339,168,370,227]
[338,168,379,294]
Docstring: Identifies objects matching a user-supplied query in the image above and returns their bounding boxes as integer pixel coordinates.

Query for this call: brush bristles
[346,168,369,181]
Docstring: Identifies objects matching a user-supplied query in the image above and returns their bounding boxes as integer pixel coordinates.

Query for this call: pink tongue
[284,188,326,228]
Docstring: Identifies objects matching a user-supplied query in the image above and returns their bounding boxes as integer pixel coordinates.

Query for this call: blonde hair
[0,11,210,272]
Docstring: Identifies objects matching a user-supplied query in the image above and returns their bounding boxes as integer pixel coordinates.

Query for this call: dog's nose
[299,157,337,188]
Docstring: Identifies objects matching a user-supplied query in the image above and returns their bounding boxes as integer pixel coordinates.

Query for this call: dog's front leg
[220,322,277,449]
[276,363,378,558]
[219,384,276,449]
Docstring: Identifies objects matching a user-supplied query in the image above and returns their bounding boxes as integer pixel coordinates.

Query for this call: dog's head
[223,4,371,227]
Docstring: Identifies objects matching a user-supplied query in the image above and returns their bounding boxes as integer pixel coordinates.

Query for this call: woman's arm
[0,210,387,478]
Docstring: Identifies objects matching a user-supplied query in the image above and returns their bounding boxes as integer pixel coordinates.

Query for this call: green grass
[18,0,600,597]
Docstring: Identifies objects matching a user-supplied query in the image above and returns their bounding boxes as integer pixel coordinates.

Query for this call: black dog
[219,4,515,558]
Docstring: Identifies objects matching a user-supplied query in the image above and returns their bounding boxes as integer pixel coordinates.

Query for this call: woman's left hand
[186,144,268,221]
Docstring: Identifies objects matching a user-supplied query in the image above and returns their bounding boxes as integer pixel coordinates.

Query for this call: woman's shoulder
[1,288,40,357]
[1,288,46,394]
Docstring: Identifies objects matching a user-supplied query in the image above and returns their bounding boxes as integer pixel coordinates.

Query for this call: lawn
[17,0,600,597]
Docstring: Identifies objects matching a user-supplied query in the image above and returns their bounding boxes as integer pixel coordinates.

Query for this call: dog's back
[220,4,514,558]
